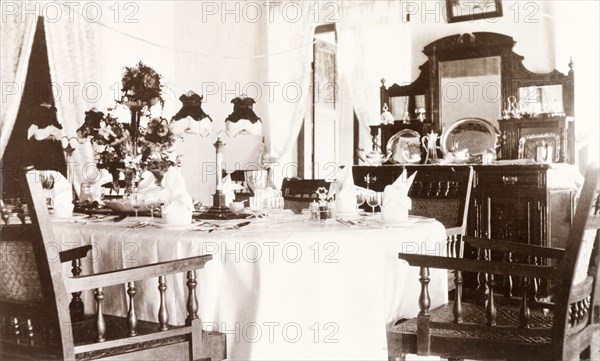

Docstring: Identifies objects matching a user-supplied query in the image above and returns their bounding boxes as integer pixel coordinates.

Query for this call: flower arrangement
[138,117,179,182]
[77,62,179,194]
[119,61,164,108]
[78,110,179,192]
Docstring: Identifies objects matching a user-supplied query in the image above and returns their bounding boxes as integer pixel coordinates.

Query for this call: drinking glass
[130,192,143,219]
[244,170,267,195]
[145,194,161,220]
[356,193,366,213]
[366,193,382,215]
[248,196,262,218]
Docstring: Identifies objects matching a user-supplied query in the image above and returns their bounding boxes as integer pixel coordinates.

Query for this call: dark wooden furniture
[374,71,431,159]
[0,167,226,361]
[377,32,574,163]
[353,164,578,297]
[499,116,575,163]
[470,164,577,297]
[387,166,599,361]
[280,178,330,214]
[225,169,253,203]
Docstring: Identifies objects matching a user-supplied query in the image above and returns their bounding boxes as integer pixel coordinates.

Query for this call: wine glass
[356,193,366,214]
[244,170,267,195]
[248,196,262,218]
[130,192,143,220]
[366,193,382,215]
[145,194,161,220]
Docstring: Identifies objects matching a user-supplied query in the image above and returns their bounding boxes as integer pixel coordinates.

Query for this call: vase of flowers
[77,62,179,196]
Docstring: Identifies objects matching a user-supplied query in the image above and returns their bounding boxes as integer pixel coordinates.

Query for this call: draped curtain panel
[45,4,104,194]
[337,1,410,158]
[263,1,315,165]
[553,1,600,166]
[0,13,36,158]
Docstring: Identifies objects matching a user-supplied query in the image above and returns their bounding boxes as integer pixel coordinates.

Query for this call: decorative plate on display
[440,118,499,158]
[387,129,422,164]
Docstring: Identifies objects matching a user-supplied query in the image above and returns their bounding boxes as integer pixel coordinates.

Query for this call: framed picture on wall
[446,0,503,23]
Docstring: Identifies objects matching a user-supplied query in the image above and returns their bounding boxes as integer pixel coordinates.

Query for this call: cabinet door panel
[548,189,573,249]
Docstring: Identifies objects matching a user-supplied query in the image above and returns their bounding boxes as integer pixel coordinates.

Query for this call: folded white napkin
[161,167,194,224]
[39,170,73,217]
[221,174,245,206]
[381,169,417,223]
[328,167,358,216]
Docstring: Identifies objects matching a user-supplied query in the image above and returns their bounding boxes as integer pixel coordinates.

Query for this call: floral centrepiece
[78,110,179,192]
[77,62,179,194]
[120,61,165,108]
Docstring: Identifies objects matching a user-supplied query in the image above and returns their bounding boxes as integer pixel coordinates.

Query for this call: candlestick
[202,134,234,219]
[214,136,225,191]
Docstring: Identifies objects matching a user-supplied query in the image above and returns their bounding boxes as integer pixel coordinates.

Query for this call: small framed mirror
[518,85,565,116]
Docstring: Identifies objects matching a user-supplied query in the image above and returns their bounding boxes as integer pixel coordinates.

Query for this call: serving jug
[421,131,440,164]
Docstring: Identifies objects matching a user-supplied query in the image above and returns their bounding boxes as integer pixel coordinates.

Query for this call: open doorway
[298,23,339,181]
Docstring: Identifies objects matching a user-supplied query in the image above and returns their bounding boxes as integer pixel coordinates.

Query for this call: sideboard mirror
[379,32,574,163]
[511,57,574,117]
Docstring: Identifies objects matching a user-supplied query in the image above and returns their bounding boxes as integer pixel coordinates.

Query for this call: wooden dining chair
[0,166,226,361]
[280,177,330,214]
[388,166,599,361]
[224,169,253,203]
[406,166,474,290]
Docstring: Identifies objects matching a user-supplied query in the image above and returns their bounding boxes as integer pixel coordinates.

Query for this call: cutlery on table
[208,221,251,233]
[127,221,151,229]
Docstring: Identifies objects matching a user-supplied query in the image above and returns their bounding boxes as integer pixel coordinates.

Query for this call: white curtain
[552,0,600,168]
[0,11,36,158]
[45,2,104,193]
[45,2,179,193]
[263,1,317,164]
[337,1,410,158]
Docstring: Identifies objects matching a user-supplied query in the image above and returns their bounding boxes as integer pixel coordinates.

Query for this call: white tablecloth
[53,212,447,360]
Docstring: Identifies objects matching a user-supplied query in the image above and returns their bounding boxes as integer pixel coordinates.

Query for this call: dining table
[52,210,448,361]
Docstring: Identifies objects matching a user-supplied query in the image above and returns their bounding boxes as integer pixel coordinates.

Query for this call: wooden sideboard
[353,164,578,296]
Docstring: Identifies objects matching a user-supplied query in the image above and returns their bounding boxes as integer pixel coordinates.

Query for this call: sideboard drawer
[477,169,544,189]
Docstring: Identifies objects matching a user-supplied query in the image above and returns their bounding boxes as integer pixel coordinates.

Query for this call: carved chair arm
[399,253,557,279]
[464,236,565,260]
[59,245,93,263]
[64,254,212,293]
